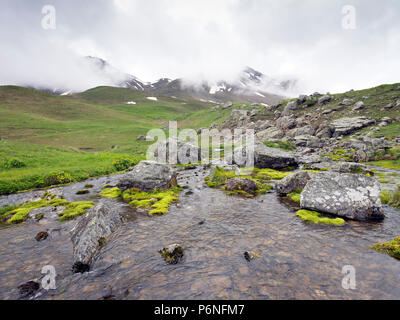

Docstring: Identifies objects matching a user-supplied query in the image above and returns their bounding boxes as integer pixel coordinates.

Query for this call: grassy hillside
[0,86,225,194]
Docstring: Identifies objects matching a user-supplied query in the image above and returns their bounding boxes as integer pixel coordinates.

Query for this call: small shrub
[44,171,73,186]
[3,158,26,169]
[112,158,137,172]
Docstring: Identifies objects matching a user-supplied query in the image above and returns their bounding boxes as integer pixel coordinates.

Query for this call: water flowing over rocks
[301,172,384,221]
[116,160,177,192]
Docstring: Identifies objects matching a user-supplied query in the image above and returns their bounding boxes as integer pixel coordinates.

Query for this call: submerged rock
[18,281,40,298]
[35,231,48,242]
[300,172,384,221]
[159,244,184,264]
[276,171,313,195]
[116,160,177,192]
[71,201,123,268]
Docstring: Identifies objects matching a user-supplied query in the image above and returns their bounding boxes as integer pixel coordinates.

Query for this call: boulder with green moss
[225,178,258,196]
[116,160,177,192]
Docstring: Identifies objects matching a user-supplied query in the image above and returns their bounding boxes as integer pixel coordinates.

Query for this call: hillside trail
[0,165,399,300]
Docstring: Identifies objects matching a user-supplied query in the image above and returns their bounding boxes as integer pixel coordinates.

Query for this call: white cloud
[0,0,399,94]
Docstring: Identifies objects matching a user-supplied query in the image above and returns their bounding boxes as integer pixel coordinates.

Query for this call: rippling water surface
[0,167,399,300]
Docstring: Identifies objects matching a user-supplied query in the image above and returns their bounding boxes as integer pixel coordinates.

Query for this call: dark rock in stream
[72,262,90,274]
[159,244,184,264]
[71,201,123,267]
[225,178,258,195]
[18,281,40,298]
[276,171,313,195]
[35,231,48,242]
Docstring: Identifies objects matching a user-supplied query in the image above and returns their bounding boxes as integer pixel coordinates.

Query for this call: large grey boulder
[116,160,177,191]
[71,201,123,267]
[225,141,298,169]
[276,171,313,195]
[282,101,298,116]
[331,117,375,137]
[151,138,202,164]
[276,116,296,131]
[303,161,370,174]
[256,127,285,140]
[301,172,384,221]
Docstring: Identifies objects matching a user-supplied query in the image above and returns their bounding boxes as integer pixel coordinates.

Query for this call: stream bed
[0,166,399,300]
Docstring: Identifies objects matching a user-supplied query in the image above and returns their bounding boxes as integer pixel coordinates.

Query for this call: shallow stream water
[0,166,399,300]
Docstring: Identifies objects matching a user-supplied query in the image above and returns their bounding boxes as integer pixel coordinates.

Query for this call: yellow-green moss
[122,186,181,216]
[58,201,94,222]
[287,191,301,204]
[381,187,400,209]
[4,194,93,224]
[100,187,122,198]
[296,210,345,226]
[371,236,400,260]
[241,167,291,180]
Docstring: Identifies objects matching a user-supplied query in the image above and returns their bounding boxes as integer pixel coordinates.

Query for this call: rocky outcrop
[300,172,384,221]
[71,201,123,268]
[282,101,298,116]
[116,161,177,191]
[225,141,298,169]
[318,95,332,105]
[331,117,375,137]
[152,138,202,164]
[256,127,285,140]
[303,161,371,174]
[276,171,313,195]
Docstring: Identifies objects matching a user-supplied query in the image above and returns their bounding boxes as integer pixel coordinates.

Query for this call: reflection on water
[0,167,399,300]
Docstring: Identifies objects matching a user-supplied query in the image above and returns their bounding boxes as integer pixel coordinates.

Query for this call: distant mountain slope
[21,56,294,104]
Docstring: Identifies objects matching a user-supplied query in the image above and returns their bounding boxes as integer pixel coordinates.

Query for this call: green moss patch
[122,186,181,216]
[287,191,301,204]
[380,187,400,209]
[371,236,400,260]
[2,193,93,224]
[100,187,122,198]
[263,140,296,151]
[296,210,345,226]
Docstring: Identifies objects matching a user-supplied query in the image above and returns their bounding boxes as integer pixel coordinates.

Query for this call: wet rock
[159,244,184,264]
[301,171,384,221]
[72,262,90,274]
[117,160,177,192]
[18,281,40,298]
[276,171,313,195]
[71,201,123,267]
[35,231,48,242]
[225,178,258,195]
[331,117,375,137]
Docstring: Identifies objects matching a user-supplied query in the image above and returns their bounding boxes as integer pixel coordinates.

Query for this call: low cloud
[0,0,399,94]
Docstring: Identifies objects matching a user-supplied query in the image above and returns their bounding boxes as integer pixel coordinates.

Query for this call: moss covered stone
[3,193,93,224]
[296,209,345,226]
[122,186,181,216]
[380,187,400,209]
[100,187,122,198]
[371,236,400,260]
[287,191,301,204]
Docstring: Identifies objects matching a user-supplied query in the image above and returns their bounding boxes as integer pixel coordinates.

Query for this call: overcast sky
[0,0,399,94]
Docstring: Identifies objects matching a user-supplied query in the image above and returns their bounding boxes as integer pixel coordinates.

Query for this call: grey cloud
[0,0,399,94]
